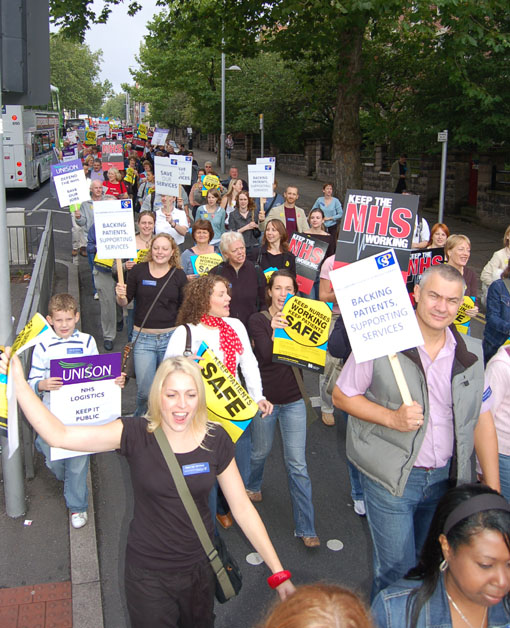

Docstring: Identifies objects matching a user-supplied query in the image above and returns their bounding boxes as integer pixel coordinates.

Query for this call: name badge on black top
[142,279,157,286]
[182,462,210,476]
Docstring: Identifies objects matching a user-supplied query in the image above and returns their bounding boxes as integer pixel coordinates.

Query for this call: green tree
[50,0,141,42]
[102,92,128,120]
[150,0,510,197]
[50,33,112,115]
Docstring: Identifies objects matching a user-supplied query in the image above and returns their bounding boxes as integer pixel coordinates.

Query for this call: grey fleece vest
[346,329,484,497]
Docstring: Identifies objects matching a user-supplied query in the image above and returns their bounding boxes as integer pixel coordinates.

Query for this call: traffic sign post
[438,129,448,223]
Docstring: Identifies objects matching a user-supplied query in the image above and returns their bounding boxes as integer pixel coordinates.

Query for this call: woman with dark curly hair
[372,483,510,628]
[116,233,187,415]
[257,219,296,276]
[164,274,272,529]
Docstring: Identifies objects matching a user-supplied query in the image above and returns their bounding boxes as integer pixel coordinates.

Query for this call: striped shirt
[28,329,98,408]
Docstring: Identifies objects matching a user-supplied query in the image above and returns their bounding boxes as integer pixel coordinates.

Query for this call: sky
[83,0,161,92]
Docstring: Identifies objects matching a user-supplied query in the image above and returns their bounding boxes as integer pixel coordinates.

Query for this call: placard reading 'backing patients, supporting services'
[196,342,258,442]
[94,199,137,260]
[248,164,274,198]
[335,190,419,268]
[51,159,90,208]
[288,233,330,295]
[330,249,423,364]
[256,157,276,182]
[273,295,332,373]
[49,353,122,460]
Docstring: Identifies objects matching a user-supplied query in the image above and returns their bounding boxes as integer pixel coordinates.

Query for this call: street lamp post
[220,58,241,175]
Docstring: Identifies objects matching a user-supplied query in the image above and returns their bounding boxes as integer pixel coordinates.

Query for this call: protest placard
[48,353,121,460]
[256,157,276,182]
[196,342,258,442]
[66,130,78,144]
[288,233,330,295]
[190,253,223,276]
[330,249,423,365]
[85,130,97,145]
[1,314,51,451]
[273,295,332,373]
[97,122,110,138]
[51,159,90,208]
[154,156,179,195]
[335,189,419,267]
[94,199,137,261]
[248,164,274,198]
[454,296,476,335]
[399,247,445,298]
[172,154,193,185]
[101,140,124,171]
[61,145,78,162]
[152,127,169,146]
[201,173,221,196]
[137,123,148,140]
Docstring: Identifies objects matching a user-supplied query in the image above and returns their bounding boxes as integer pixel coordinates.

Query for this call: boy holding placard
[27,294,123,529]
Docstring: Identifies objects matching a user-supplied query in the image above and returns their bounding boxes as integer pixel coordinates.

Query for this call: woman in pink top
[485,344,510,502]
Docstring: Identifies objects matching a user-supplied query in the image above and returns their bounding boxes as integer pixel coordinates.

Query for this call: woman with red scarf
[164,275,272,529]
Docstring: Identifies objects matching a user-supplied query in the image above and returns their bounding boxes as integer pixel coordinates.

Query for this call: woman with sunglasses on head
[0,351,294,628]
[372,483,510,628]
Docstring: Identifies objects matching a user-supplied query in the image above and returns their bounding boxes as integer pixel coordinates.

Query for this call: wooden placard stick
[388,353,413,406]
[116,259,124,285]
[258,197,266,223]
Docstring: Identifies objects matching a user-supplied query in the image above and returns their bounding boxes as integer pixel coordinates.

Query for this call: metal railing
[14,211,55,479]
[491,166,510,191]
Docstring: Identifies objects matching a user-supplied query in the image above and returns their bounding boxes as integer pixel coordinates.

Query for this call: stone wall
[277,154,310,177]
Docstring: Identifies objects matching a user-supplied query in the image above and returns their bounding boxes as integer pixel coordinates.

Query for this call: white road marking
[26,196,48,216]
[327,539,344,551]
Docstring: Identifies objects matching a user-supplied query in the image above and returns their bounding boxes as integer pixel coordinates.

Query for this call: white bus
[3,86,62,190]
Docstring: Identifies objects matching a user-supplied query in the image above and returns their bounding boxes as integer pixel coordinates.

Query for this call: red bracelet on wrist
[267,570,292,589]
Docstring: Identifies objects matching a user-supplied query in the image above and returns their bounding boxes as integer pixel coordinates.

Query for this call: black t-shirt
[120,417,235,570]
[247,312,301,405]
[126,262,187,328]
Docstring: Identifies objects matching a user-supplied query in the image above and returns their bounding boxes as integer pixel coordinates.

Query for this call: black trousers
[125,558,215,628]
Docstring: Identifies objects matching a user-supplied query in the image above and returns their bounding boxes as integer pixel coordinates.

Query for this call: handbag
[121,268,176,380]
[153,427,242,603]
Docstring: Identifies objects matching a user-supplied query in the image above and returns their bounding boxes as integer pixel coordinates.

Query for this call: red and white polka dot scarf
[200,314,243,375]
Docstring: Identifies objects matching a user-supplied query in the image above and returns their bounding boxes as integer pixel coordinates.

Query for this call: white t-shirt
[155,208,188,245]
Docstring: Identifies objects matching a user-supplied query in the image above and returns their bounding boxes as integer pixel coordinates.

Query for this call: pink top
[320,255,340,314]
[338,328,491,468]
[485,345,510,456]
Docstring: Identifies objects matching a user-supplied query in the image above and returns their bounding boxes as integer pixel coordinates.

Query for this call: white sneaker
[93,293,99,300]
[353,500,366,516]
[71,511,88,529]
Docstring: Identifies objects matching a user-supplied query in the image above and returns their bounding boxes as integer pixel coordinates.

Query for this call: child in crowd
[28,293,123,529]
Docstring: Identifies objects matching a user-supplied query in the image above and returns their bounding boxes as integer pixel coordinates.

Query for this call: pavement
[0,148,504,627]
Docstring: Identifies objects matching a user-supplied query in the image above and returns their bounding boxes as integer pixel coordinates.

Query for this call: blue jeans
[361,463,450,599]
[499,453,510,502]
[248,399,316,537]
[36,435,89,512]
[134,330,174,416]
[87,250,97,292]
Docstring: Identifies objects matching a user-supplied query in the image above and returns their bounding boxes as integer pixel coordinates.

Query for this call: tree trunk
[332,21,367,202]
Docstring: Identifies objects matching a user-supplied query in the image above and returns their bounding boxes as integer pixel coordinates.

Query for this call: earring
[439,559,448,572]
